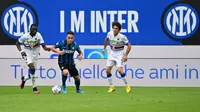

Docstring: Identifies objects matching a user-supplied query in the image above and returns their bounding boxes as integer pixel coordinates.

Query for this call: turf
[0,86,200,112]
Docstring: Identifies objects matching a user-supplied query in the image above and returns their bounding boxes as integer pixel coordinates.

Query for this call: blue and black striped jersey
[55,40,80,66]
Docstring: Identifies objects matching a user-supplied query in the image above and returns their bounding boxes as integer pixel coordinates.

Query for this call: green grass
[0,86,200,112]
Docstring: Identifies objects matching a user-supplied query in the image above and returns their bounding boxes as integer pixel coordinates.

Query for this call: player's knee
[63,69,69,76]
[118,68,123,74]
[63,73,68,77]
[106,69,111,74]
[28,64,36,72]
[30,68,36,73]
[73,76,80,80]
[63,72,68,76]
[118,71,123,75]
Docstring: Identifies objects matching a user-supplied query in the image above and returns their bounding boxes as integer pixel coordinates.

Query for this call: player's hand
[102,49,105,54]
[58,51,64,55]
[78,55,83,61]
[30,45,34,49]
[45,47,51,51]
[20,51,27,60]
[122,55,128,62]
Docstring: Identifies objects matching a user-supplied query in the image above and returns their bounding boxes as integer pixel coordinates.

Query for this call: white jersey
[106,31,129,55]
[18,32,45,67]
[106,31,129,67]
[18,32,44,54]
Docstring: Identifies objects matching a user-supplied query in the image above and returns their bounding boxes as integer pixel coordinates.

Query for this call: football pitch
[0,86,200,112]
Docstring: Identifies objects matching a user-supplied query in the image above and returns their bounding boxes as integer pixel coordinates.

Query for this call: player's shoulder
[73,42,79,46]
[35,32,42,37]
[21,33,29,37]
[118,32,127,39]
[107,31,113,35]
[36,32,41,35]
[107,31,113,38]
[56,40,65,46]
[73,42,80,50]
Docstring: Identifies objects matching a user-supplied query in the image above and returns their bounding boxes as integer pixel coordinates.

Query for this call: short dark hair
[30,24,37,28]
[112,22,121,31]
[67,31,74,35]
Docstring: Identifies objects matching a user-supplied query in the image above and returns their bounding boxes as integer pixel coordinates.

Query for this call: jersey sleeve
[38,33,44,44]
[106,31,112,39]
[123,35,129,45]
[75,44,81,52]
[54,41,62,48]
[18,34,26,44]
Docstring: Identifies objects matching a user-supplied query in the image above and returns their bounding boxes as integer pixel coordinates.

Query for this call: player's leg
[106,59,115,92]
[31,58,40,94]
[62,69,69,93]
[28,63,40,94]
[69,66,84,93]
[20,54,32,89]
[116,59,131,93]
[72,75,84,93]
[59,64,69,94]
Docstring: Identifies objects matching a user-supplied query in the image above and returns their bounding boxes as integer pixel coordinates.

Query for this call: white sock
[122,76,128,85]
[108,77,114,87]
[30,75,36,88]
[24,75,30,81]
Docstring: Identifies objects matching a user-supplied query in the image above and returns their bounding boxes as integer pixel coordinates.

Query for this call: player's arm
[50,46,64,55]
[16,34,26,52]
[16,35,27,60]
[77,49,83,57]
[102,36,109,54]
[76,44,83,61]
[125,42,131,56]
[50,42,64,55]
[41,44,50,51]
[38,33,50,51]
[50,46,61,53]
[123,36,131,62]
[16,41,22,52]
[103,38,109,50]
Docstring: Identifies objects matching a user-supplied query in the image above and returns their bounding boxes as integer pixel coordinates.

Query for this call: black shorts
[59,64,79,77]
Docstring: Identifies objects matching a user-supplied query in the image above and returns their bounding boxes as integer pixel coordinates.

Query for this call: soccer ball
[52,85,61,94]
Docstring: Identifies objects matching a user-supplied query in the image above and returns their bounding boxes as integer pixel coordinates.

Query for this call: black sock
[75,79,80,91]
[62,73,67,87]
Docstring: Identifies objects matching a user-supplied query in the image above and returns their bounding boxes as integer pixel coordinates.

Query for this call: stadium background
[0,0,200,112]
[0,0,200,87]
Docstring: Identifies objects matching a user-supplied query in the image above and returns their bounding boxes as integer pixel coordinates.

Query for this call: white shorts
[25,54,38,68]
[107,54,124,67]
[24,50,39,68]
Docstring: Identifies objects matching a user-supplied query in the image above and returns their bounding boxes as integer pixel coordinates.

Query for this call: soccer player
[50,31,84,94]
[102,22,132,93]
[16,24,50,94]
